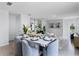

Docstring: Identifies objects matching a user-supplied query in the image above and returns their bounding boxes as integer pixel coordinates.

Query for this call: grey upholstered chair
[22,40,32,56]
[46,39,58,56]
[28,41,39,56]
[15,36,23,56]
[22,40,39,56]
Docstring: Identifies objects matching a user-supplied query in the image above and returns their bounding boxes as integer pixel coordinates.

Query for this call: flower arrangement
[70,24,75,30]
[70,24,75,33]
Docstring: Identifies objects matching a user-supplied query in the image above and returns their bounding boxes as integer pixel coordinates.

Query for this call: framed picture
[49,23,54,28]
[49,22,61,28]
[55,22,60,28]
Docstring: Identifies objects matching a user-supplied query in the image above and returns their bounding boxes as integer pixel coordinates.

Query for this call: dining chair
[46,39,58,56]
[26,41,39,56]
[15,36,23,56]
[22,40,32,56]
[22,39,39,56]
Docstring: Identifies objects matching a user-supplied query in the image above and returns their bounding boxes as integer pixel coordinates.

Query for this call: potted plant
[23,24,28,37]
[70,24,75,32]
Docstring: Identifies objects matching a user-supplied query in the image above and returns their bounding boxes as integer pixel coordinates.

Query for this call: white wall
[9,14,21,41]
[9,14,17,41]
[21,14,30,33]
[63,17,79,40]
[46,19,63,37]
[0,10,9,46]
[16,14,22,35]
[0,10,30,46]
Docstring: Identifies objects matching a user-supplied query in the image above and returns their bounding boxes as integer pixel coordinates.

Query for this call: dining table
[23,36,57,47]
[16,34,58,56]
[22,36,57,56]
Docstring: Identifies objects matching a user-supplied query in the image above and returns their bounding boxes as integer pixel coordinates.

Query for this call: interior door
[9,14,21,41]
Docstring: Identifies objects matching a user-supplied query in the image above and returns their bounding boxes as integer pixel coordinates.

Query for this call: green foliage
[23,25,28,34]
[43,26,46,34]
[70,24,75,30]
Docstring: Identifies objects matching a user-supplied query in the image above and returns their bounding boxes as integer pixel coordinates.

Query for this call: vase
[23,34,28,38]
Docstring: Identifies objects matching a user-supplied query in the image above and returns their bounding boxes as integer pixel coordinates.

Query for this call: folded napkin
[28,41,39,49]
[40,43,48,47]
[44,36,51,41]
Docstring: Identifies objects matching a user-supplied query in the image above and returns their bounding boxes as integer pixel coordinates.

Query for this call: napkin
[44,36,51,41]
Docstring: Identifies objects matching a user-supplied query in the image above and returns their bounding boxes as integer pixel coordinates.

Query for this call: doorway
[9,13,21,41]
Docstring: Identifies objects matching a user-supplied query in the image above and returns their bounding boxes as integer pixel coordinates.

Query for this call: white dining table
[16,36,58,56]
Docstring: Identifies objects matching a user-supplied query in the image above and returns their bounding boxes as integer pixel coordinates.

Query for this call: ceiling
[0,2,79,18]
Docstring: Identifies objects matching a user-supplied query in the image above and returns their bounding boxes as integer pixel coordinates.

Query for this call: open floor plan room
[0,2,79,56]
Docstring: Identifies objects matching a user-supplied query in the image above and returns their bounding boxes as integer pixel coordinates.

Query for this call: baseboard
[0,41,9,47]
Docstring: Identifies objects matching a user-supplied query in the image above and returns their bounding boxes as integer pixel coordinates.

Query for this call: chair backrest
[47,39,58,56]
[28,41,39,56]
[22,40,32,56]
[15,36,22,56]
